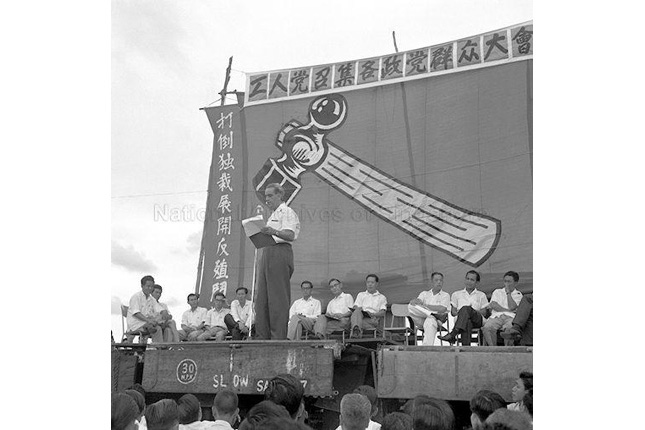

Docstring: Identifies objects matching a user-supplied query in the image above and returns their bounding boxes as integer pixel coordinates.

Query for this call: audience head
[213,390,239,423]
[483,409,532,430]
[264,374,305,419]
[411,398,455,430]
[469,390,506,430]
[238,400,291,430]
[127,383,146,398]
[177,393,201,424]
[145,399,179,430]
[353,385,378,418]
[112,392,139,430]
[521,389,533,417]
[512,371,533,403]
[339,393,372,430]
[402,395,433,416]
[382,411,413,430]
[124,389,146,420]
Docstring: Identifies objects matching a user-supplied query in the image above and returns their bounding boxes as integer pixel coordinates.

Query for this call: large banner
[199,22,533,306]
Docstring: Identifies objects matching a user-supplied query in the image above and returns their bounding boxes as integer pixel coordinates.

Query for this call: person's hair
[152,284,163,293]
[466,270,480,282]
[366,274,379,282]
[187,293,198,302]
[328,278,341,286]
[259,417,313,429]
[145,399,179,430]
[382,411,413,430]
[141,275,155,286]
[266,183,285,197]
[470,390,506,423]
[214,292,226,300]
[177,393,201,424]
[213,390,239,417]
[518,371,533,391]
[430,272,444,281]
[522,389,533,417]
[236,286,249,294]
[301,280,313,289]
[238,400,290,430]
[340,393,372,430]
[112,392,139,430]
[127,383,146,398]
[412,399,455,430]
[264,374,304,418]
[353,385,378,416]
[124,389,146,417]
[503,271,519,282]
[402,394,433,416]
[483,409,532,430]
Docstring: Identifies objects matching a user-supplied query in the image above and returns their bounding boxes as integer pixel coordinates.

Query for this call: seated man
[198,292,230,341]
[500,294,533,346]
[225,286,254,340]
[350,274,387,338]
[438,270,489,345]
[177,293,208,341]
[408,271,450,345]
[482,271,523,346]
[151,284,179,343]
[126,275,164,343]
[287,281,322,340]
[314,278,354,339]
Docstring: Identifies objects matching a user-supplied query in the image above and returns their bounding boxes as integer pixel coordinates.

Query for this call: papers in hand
[242,215,276,249]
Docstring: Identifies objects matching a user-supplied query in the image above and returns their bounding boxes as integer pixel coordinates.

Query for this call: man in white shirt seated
[438,270,489,345]
[198,292,230,341]
[287,280,322,340]
[314,278,354,339]
[224,286,254,340]
[151,284,180,342]
[482,271,523,346]
[177,293,208,341]
[350,274,388,338]
[408,272,451,345]
[126,275,164,343]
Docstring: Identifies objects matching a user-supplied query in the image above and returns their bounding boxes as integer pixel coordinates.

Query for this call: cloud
[186,231,202,253]
[111,296,124,315]
[111,240,157,273]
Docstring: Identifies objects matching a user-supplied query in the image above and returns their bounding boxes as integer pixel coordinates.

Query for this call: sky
[110,0,535,339]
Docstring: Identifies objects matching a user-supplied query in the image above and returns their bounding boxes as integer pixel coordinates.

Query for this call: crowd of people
[121,268,532,347]
[112,371,533,430]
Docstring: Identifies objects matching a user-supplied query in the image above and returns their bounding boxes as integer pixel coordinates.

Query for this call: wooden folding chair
[383,304,416,345]
[120,305,148,344]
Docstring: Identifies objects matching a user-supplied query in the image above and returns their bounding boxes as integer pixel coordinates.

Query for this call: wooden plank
[141,341,337,396]
[377,345,532,401]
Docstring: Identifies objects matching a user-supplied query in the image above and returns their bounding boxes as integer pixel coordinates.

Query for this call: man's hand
[261,226,276,235]
[409,298,423,307]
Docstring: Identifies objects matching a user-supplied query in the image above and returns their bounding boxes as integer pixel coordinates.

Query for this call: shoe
[438,332,457,344]
[350,326,362,339]
[500,327,521,340]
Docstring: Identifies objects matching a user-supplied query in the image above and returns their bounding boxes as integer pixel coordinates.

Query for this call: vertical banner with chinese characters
[200,105,245,308]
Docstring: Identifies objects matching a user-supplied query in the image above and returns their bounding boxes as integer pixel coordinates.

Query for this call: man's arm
[260,226,295,241]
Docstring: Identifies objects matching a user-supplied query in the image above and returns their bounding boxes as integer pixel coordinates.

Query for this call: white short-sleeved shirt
[450,288,489,312]
[417,289,451,312]
[230,299,253,326]
[127,291,164,331]
[489,288,523,318]
[205,307,230,328]
[355,291,387,313]
[181,307,208,328]
[289,297,322,318]
[267,202,300,243]
[326,292,354,315]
